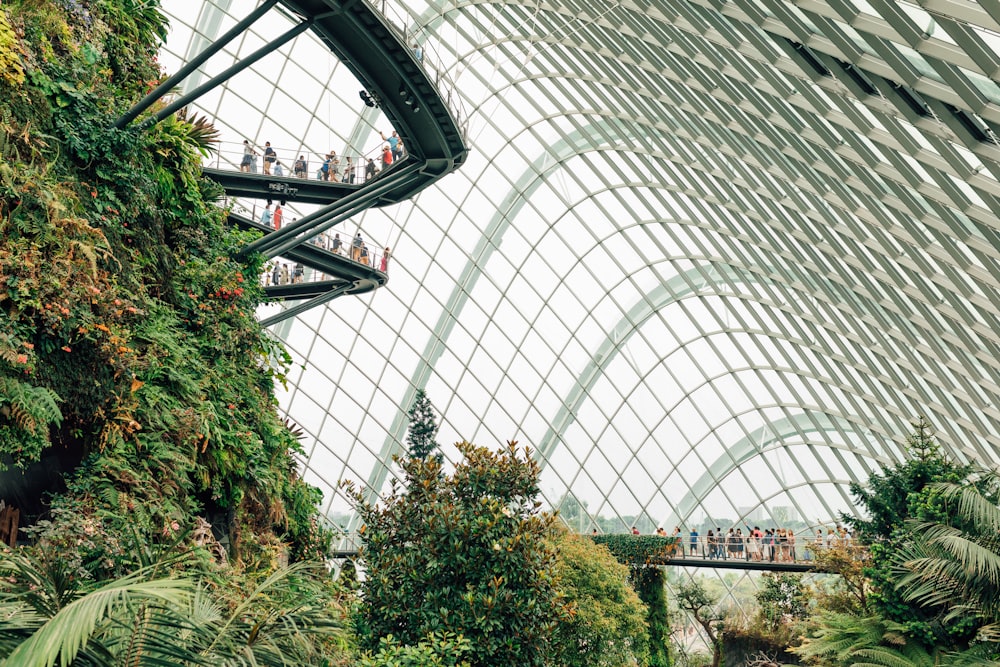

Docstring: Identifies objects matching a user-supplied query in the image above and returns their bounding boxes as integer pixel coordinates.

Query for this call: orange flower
[61,345,72,353]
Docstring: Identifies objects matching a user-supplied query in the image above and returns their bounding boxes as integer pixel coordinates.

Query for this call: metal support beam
[260,283,353,327]
[240,161,422,258]
[148,19,313,127]
[114,0,279,128]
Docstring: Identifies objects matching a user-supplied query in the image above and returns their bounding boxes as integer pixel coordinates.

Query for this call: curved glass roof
[161,0,1000,535]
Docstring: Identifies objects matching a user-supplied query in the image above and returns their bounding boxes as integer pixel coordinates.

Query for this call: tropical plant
[843,417,985,646]
[755,572,809,634]
[893,479,1000,648]
[635,566,673,667]
[358,632,472,667]
[590,533,682,564]
[791,611,994,666]
[809,540,871,614]
[550,526,650,667]
[346,441,566,667]
[0,2,341,664]
[0,546,348,667]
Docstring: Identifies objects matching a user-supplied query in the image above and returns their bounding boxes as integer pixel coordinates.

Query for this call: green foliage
[404,388,440,461]
[0,548,349,667]
[347,441,566,667]
[590,533,681,564]
[809,541,872,614]
[755,573,809,633]
[846,417,972,543]
[0,12,25,87]
[550,527,650,666]
[790,611,995,666]
[676,579,723,667]
[0,375,62,469]
[845,417,986,647]
[635,567,673,667]
[0,1,339,662]
[893,480,1000,649]
[358,632,472,667]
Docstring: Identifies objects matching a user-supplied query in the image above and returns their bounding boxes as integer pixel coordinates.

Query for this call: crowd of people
[233,135,402,288]
[616,524,857,563]
[259,228,391,287]
[236,133,404,183]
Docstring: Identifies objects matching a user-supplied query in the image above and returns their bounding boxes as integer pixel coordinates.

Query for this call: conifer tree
[405,389,440,461]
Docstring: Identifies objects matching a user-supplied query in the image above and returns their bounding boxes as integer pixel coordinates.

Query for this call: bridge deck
[206,0,468,207]
[328,549,827,573]
[206,169,364,207]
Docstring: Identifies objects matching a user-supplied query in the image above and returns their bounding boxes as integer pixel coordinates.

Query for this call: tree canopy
[347,441,566,667]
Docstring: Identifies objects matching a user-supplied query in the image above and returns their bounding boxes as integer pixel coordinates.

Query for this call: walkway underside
[206,169,364,207]
[229,212,386,299]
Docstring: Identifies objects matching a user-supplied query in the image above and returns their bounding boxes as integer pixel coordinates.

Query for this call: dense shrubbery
[0,1,345,663]
[790,418,1000,665]
[347,441,566,667]
[349,442,662,667]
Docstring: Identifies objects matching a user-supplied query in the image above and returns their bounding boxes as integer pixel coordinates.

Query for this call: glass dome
[159,0,1000,538]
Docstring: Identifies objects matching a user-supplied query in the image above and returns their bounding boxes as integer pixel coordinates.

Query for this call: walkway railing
[227,204,390,289]
[594,530,868,566]
[330,530,869,570]
[261,241,390,288]
[207,140,400,185]
[366,0,469,139]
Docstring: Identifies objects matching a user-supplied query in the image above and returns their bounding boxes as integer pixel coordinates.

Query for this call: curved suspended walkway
[114,0,468,324]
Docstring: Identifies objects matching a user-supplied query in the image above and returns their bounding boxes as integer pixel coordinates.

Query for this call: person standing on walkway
[352,233,363,261]
[379,247,391,272]
[259,204,272,227]
[240,139,256,172]
[263,141,276,175]
[272,204,283,230]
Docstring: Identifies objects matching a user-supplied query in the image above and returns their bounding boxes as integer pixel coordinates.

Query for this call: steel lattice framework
[161,0,1000,537]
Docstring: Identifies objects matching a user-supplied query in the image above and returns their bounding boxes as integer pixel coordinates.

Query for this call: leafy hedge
[590,534,681,565]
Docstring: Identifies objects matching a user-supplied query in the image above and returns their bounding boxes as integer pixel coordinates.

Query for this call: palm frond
[3,577,194,667]
[925,481,1000,533]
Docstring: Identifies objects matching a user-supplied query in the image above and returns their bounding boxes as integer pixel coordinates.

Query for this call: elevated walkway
[115,0,468,318]
[327,548,830,573]
[229,213,386,294]
[278,0,467,179]
[236,0,469,263]
[230,212,386,325]
[205,169,364,207]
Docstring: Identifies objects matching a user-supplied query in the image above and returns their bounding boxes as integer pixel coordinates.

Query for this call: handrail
[208,139,397,184]
[260,239,391,289]
[329,529,869,565]
[363,0,469,140]
[228,206,391,291]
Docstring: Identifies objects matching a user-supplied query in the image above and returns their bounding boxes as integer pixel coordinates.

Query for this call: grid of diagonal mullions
[157,0,1000,553]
